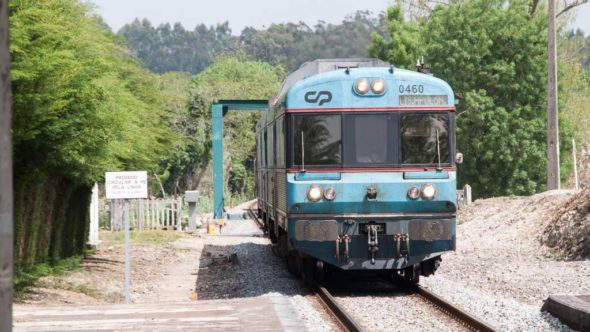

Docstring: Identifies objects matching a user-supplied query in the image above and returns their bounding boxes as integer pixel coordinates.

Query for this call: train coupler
[367,225,379,265]
[342,235,350,262]
[335,236,341,262]
[394,233,410,259]
[404,233,410,257]
[395,233,401,258]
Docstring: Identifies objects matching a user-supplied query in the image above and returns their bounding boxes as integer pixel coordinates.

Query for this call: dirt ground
[15,191,590,310]
[16,233,205,305]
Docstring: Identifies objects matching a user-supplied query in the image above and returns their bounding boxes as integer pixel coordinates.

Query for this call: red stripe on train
[285,167,456,173]
[285,106,456,113]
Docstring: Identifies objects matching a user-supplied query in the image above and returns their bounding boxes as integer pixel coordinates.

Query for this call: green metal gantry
[212,100,268,220]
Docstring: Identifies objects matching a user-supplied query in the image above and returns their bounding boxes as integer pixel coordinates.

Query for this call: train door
[262,129,267,215]
[272,121,278,233]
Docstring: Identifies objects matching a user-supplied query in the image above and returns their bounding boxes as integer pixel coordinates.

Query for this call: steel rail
[247,203,493,331]
[415,285,497,332]
[316,286,364,332]
[247,206,363,331]
[246,208,265,231]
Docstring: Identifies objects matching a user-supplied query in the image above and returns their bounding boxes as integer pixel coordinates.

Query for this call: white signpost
[105,171,148,303]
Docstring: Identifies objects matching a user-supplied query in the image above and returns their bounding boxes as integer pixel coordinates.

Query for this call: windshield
[289,112,452,168]
[401,113,450,164]
[293,114,341,166]
[343,113,396,166]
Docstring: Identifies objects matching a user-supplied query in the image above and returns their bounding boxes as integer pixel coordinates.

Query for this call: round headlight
[324,187,336,201]
[371,79,386,94]
[421,183,437,200]
[307,185,323,202]
[407,186,420,200]
[355,79,370,94]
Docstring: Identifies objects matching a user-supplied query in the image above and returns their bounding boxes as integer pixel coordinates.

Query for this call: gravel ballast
[420,190,590,331]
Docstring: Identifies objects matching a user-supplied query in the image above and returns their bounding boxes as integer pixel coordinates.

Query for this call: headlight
[407,186,420,200]
[355,79,370,94]
[323,187,336,200]
[307,185,323,202]
[421,183,437,200]
[371,78,386,94]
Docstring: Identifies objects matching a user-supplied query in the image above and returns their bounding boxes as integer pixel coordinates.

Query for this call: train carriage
[255,59,459,283]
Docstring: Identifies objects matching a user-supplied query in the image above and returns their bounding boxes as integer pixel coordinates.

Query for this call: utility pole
[547,0,560,190]
[0,0,13,329]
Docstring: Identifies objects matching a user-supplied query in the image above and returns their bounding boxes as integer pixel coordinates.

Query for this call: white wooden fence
[100,199,183,231]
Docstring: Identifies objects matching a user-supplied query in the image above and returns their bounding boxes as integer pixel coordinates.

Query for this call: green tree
[367,6,422,69]
[10,0,176,268]
[157,56,283,200]
[369,0,574,198]
[119,19,238,74]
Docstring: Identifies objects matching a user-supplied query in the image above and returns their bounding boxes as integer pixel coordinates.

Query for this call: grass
[13,252,91,299]
[99,230,184,248]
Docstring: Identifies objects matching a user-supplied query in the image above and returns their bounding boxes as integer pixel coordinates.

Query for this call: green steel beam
[212,100,268,220]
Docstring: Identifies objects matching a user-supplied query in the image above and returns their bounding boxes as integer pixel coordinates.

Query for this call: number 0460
[399,85,424,94]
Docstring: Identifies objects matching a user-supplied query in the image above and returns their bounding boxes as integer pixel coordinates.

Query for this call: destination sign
[105,171,148,199]
[399,95,448,106]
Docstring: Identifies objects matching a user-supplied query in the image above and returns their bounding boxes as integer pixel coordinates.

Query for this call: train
[255,58,460,284]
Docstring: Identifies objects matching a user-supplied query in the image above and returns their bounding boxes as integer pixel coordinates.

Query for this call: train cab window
[293,114,341,166]
[343,113,396,166]
[401,113,450,165]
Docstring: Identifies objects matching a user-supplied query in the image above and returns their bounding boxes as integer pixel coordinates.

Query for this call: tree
[9,0,177,269]
[369,1,574,198]
[157,56,283,199]
[119,19,238,74]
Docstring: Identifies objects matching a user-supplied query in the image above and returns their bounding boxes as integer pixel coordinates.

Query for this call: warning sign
[105,171,148,199]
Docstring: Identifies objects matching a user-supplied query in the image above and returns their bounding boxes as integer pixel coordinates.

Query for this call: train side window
[255,135,259,168]
[263,129,268,167]
[267,125,274,168]
[276,118,285,168]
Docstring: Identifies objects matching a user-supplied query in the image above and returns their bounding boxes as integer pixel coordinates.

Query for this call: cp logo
[304,91,332,106]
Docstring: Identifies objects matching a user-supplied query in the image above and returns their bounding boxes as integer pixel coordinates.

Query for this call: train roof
[274,58,389,107]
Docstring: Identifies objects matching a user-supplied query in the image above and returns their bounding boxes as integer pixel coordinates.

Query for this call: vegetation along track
[246,206,495,331]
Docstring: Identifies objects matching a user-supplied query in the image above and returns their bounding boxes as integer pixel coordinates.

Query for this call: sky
[90,0,590,35]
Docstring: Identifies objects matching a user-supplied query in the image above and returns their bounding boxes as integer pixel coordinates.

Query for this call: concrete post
[88,182,99,246]
[0,0,13,328]
[185,191,201,231]
[547,0,560,190]
[212,104,224,220]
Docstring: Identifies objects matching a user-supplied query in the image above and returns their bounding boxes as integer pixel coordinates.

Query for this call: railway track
[319,284,496,332]
[246,208,265,232]
[245,205,496,332]
[414,285,496,332]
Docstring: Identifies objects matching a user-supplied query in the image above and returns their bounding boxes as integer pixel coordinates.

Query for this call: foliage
[10,0,175,185]
[559,30,590,186]
[99,230,183,248]
[119,19,238,74]
[118,11,387,74]
[566,28,590,70]
[13,254,88,298]
[193,56,282,197]
[369,1,575,198]
[367,6,422,69]
[9,0,178,273]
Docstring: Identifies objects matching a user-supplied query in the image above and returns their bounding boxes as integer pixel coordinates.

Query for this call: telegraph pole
[547,0,560,190]
[0,0,13,329]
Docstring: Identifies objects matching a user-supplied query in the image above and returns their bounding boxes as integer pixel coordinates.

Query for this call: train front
[285,66,458,282]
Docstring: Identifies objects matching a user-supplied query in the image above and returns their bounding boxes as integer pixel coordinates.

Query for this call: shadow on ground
[195,241,311,300]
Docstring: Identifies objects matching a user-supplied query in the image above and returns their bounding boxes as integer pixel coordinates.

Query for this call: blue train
[255,59,460,283]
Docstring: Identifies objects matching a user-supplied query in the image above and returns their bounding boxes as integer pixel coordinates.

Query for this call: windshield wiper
[436,129,442,171]
[301,131,305,172]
